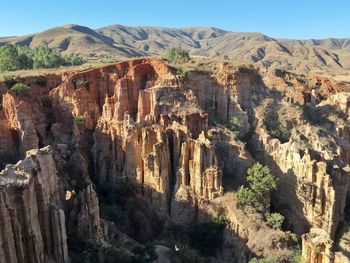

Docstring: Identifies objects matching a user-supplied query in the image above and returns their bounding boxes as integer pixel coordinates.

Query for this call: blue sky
[1,0,349,39]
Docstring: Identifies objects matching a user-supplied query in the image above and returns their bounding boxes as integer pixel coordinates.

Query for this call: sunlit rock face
[0,58,350,262]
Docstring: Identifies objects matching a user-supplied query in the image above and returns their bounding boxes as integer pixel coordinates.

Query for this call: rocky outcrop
[75,185,103,241]
[1,92,46,158]
[301,228,334,263]
[89,69,223,219]
[175,132,222,199]
[1,58,350,262]
[250,98,350,236]
[0,146,68,263]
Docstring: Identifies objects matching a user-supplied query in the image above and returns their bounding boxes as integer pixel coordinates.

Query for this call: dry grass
[0,60,117,80]
[326,74,350,83]
[165,55,252,77]
[0,56,252,81]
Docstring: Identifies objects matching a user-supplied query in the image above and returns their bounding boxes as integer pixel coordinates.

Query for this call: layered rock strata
[0,58,349,262]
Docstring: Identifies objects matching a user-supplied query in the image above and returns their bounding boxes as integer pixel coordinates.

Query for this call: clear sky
[1,0,349,39]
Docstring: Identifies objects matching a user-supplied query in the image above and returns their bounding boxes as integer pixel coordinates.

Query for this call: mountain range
[1,24,350,74]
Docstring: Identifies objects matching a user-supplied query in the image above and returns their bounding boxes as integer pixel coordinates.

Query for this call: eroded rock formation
[0,146,68,263]
[0,58,350,262]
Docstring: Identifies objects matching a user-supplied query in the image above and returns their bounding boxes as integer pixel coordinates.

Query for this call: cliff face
[0,59,228,262]
[0,146,68,263]
[248,81,350,261]
[252,102,349,236]
[51,59,223,220]
[0,58,349,262]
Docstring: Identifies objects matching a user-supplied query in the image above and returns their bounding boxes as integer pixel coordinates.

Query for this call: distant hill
[1,24,350,74]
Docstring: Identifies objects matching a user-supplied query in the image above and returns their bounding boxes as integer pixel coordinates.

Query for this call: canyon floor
[0,57,350,263]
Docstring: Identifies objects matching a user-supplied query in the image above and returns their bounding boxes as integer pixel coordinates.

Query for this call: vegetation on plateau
[0,44,85,72]
[163,46,190,63]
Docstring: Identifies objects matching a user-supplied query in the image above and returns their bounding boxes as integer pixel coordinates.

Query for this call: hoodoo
[0,58,350,262]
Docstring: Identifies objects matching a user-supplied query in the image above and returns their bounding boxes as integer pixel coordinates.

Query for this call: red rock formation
[1,58,349,262]
[1,92,47,156]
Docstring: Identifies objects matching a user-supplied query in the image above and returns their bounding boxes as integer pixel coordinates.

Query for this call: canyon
[0,58,350,263]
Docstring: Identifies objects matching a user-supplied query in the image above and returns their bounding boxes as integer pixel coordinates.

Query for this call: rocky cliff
[0,146,68,263]
[0,58,349,262]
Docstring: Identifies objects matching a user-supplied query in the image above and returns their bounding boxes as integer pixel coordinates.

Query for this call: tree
[0,45,24,71]
[31,46,64,68]
[247,162,278,197]
[237,187,258,207]
[237,163,278,210]
[11,83,30,96]
[265,212,284,229]
[65,55,86,66]
[0,44,85,72]
[163,46,190,63]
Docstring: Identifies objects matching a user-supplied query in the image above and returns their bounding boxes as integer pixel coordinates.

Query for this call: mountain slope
[1,24,350,73]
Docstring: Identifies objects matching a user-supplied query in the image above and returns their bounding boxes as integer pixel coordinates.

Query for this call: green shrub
[163,46,190,63]
[3,75,17,88]
[64,55,86,66]
[286,231,298,243]
[247,162,278,197]
[249,248,301,263]
[176,67,189,78]
[269,124,290,142]
[265,212,284,229]
[237,187,258,207]
[11,83,30,96]
[229,116,241,132]
[288,248,302,263]
[189,216,227,256]
[74,115,85,124]
[270,128,281,139]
